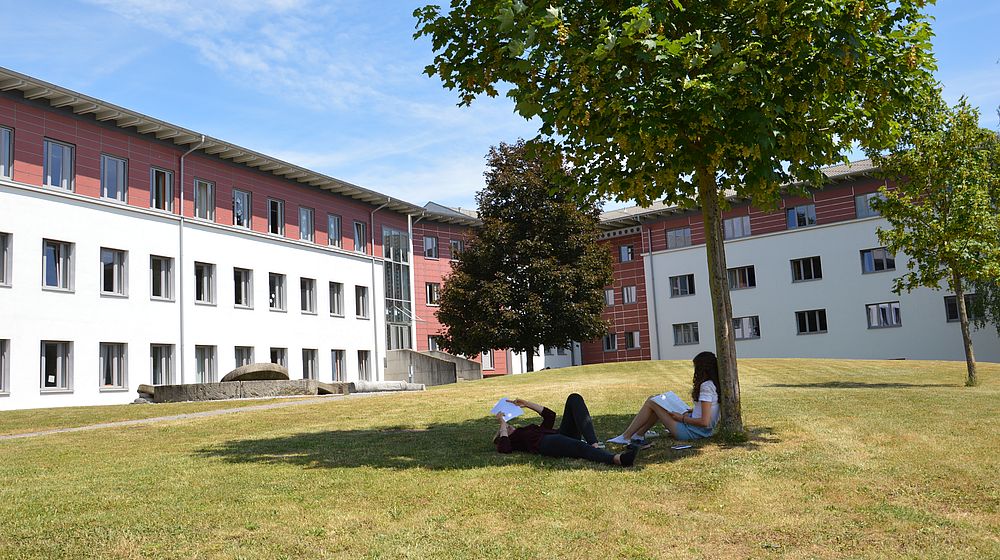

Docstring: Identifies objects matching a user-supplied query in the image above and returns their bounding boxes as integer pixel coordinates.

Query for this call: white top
[689,380,721,427]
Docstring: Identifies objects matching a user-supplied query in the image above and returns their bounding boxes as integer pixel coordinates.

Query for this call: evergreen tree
[436,140,613,372]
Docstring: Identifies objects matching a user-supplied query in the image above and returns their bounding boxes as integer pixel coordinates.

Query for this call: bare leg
[621,398,658,439]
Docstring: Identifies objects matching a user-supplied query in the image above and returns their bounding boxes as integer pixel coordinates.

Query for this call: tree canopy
[871,98,1000,386]
[435,140,613,372]
[416,0,939,433]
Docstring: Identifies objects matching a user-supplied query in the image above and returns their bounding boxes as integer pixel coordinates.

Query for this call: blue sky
[2,1,997,211]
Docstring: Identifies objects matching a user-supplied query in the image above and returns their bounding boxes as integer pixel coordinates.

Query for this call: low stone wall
[422,351,483,381]
[152,379,352,403]
[385,350,457,386]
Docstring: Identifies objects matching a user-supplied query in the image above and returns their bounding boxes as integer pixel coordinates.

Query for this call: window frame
[0,338,9,395]
[602,333,618,352]
[619,245,634,262]
[622,285,637,304]
[328,214,342,248]
[150,344,174,385]
[40,340,73,392]
[100,154,128,203]
[193,178,215,221]
[795,309,828,335]
[269,272,286,312]
[669,274,695,297]
[0,232,11,287]
[790,256,823,282]
[268,198,285,235]
[624,331,641,349]
[449,239,464,260]
[270,347,288,368]
[149,167,174,212]
[866,301,902,329]
[329,281,344,316]
[331,349,345,381]
[234,267,253,309]
[99,342,128,391]
[353,221,367,254]
[234,346,255,367]
[194,261,216,305]
[733,316,761,340]
[666,226,692,249]
[355,285,369,319]
[786,204,817,229]
[855,192,883,219]
[672,322,700,346]
[299,206,315,242]
[357,350,371,381]
[43,138,75,191]
[232,189,252,229]
[424,236,439,259]
[860,247,896,274]
[42,239,74,292]
[427,336,440,352]
[426,282,441,306]
[604,288,615,306]
[0,126,12,179]
[302,348,318,380]
[944,294,979,323]
[150,255,174,301]
[723,215,751,240]
[481,349,495,370]
[194,345,217,383]
[99,247,128,297]
[727,265,757,290]
[300,277,317,314]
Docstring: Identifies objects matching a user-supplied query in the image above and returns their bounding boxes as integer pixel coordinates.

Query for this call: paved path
[0,393,380,441]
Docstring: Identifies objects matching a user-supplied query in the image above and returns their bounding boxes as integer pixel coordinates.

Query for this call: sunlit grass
[0,359,997,559]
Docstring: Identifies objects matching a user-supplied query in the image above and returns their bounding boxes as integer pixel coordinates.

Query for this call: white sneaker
[606,434,630,445]
[642,429,659,439]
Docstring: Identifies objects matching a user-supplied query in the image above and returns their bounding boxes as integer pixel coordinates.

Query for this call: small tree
[871,98,1000,386]
[435,140,613,372]
[415,1,938,434]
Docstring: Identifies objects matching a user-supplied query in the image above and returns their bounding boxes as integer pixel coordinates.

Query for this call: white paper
[650,391,690,414]
[490,398,524,422]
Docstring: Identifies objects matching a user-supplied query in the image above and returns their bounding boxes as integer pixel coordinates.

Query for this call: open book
[650,391,690,415]
[490,398,524,422]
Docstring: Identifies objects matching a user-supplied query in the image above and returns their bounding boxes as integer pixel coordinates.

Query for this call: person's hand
[507,398,528,407]
[667,411,684,422]
[495,412,507,422]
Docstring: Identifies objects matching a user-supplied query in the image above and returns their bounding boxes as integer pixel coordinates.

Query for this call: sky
[1,1,998,212]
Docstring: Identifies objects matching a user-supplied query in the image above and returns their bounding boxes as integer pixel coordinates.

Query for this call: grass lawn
[0,359,997,559]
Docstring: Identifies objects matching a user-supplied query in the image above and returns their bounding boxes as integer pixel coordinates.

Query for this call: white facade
[509,343,583,373]
[645,216,1000,362]
[0,181,386,410]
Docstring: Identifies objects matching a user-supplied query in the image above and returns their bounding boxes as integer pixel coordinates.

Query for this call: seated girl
[494,393,638,467]
[608,351,721,444]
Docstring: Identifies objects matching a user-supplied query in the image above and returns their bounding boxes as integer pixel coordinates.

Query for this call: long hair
[691,351,720,402]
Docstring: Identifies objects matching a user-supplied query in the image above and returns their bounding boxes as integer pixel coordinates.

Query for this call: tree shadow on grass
[764,381,955,389]
[194,414,781,472]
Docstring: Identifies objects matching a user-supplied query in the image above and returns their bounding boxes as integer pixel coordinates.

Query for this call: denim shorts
[672,422,714,441]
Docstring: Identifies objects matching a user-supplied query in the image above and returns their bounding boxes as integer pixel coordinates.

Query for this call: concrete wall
[385,349,456,386]
[423,350,482,380]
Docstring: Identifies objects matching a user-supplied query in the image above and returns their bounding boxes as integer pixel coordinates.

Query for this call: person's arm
[494,412,513,453]
[677,401,713,428]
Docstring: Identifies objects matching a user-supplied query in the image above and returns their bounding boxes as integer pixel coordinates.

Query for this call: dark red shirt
[494,407,557,454]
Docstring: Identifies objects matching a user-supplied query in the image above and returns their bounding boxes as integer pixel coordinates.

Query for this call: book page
[650,391,690,414]
[490,398,524,422]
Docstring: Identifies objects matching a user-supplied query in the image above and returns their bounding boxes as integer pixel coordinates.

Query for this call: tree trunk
[525,349,534,373]
[697,167,745,436]
[953,270,978,386]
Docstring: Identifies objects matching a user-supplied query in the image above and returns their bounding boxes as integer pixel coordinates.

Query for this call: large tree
[415,0,938,434]
[435,140,613,372]
[870,98,1000,387]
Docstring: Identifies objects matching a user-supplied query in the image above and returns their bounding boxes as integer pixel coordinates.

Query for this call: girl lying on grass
[607,351,721,446]
[494,393,638,467]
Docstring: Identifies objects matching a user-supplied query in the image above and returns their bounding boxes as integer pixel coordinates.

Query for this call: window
[299,207,314,242]
[354,221,367,254]
[269,273,286,311]
[0,232,10,286]
[786,204,817,229]
[99,248,127,296]
[233,189,251,228]
[150,344,174,385]
[424,236,439,258]
[268,199,285,235]
[43,139,74,190]
[300,277,316,314]
[302,349,318,380]
[733,316,761,340]
[723,215,751,240]
[426,282,441,306]
[234,268,253,308]
[329,282,344,316]
[331,350,345,381]
[855,192,883,219]
[727,265,756,290]
[428,336,440,352]
[194,179,215,220]
[328,214,342,248]
[669,274,695,297]
[99,342,127,390]
[0,339,8,394]
[235,346,254,367]
[602,333,618,352]
[40,341,72,391]
[673,322,699,346]
[150,168,173,211]
[449,239,464,259]
[0,126,11,178]
[791,256,822,282]
[604,288,615,306]
[625,331,641,350]
[358,350,371,381]
[100,154,127,202]
[866,301,901,329]
[270,347,287,368]
[945,294,979,323]
[861,248,895,273]
[478,350,494,370]
[150,255,174,300]
[796,309,828,334]
[194,262,216,304]
[356,285,369,318]
[195,345,216,383]
[666,227,692,249]
[42,239,73,291]
[622,285,637,304]
[619,245,634,262]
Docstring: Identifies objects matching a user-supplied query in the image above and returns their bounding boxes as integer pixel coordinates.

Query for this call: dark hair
[691,351,720,402]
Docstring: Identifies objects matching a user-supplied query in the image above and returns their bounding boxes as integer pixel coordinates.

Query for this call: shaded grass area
[0,359,997,559]
[0,396,308,436]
